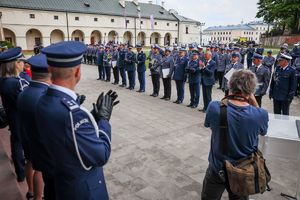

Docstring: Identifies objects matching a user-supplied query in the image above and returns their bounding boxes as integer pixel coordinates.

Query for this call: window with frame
[154,22,157,25]
[30,14,35,19]
[111,19,115,23]
[140,21,143,24]
[186,27,189,34]
[167,23,169,26]
[94,18,98,22]
[126,20,130,24]
[75,17,79,21]
[54,15,59,20]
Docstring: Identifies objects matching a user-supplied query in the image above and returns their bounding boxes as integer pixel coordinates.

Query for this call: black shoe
[126,87,131,89]
[136,90,142,93]
[176,101,182,104]
[198,108,206,113]
[150,93,154,96]
[26,192,34,200]
[153,94,158,97]
[173,100,179,103]
[160,96,166,99]
[97,78,101,80]
[187,104,193,107]
[140,90,145,93]
[129,88,134,90]
[191,105,197,109]
[119,84,126,87]
[164,97,170,101]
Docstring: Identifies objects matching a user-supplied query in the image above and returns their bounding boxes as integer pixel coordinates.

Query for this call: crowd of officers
[0,40,299,200]
[85,41,300,115]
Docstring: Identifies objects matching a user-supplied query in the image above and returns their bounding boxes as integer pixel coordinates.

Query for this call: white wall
[1,7,190,50]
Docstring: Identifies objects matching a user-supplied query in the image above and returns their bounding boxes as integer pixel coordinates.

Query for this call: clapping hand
[91,90,120,121]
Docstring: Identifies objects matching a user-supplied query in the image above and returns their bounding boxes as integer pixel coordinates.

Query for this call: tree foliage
[256,0,300,34]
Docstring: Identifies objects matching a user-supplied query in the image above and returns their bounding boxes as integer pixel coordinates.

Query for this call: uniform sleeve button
[99,180,102,184]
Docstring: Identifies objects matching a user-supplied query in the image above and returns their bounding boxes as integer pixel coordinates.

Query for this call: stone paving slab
[75,64,300,200]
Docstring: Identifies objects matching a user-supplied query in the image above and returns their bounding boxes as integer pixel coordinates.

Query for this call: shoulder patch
[61,98,80,111]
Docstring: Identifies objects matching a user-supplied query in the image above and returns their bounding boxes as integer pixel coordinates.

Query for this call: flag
[150,14,154,32]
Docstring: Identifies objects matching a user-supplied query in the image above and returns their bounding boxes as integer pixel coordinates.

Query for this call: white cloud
[138,0,261,28]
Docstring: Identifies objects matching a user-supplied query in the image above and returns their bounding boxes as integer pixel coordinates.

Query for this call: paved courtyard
[74,64,300,200]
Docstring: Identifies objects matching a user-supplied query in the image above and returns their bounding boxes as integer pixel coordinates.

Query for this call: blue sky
[139,0,261,28]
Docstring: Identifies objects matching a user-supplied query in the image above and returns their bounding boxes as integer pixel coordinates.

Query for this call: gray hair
[229,69,257,95]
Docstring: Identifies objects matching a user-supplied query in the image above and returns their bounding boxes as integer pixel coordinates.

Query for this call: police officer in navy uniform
[125,45,136,90]
[150,45,163,97]
[92,45,98,65]
[222,52,244,96]
[111,44,119,85]
[199,51,216,112]
[0,47,29,182]
[187,44,195,60]
[37,41,119,200]
[246,44,255,68]
[249,53,271,107]
[97,45,105,80]
[256,44,265,56]
[186,50,201,109]
[172,45,179,62]
[136,44,146,93]
[216,48,228,89]
[173,48,188,104]
[263,50,276,72]
[269,53,297,115]
[275,43,289,67]
[293,49,300,96]
[118,44,127,87]
[198,45,205,62]
[160,47,174,101]
[103,45,112,82]
[18,54,52,200]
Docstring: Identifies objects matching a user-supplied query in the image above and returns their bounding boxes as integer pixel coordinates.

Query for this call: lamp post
[0,12,4,41]
[198,22,205,45]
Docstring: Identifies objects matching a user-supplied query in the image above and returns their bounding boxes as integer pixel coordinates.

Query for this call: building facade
[203,21,272,45]
[0,0,201,50]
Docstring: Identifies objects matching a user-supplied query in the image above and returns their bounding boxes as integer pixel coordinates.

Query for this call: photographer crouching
[201,70,269,200]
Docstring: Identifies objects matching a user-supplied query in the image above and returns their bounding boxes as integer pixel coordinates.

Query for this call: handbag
[219,103,271,196]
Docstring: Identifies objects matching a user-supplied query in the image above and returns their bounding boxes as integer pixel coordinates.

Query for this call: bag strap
[219,104,228,156]
[252,161,260,193]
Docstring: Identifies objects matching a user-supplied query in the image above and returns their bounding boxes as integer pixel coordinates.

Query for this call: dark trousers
[93,56,97,65]
[296,76,300,96]
[83,55,87,63]
[247,59,252,69]
[202,85,213,110]
[98,65,105,79]
[162,77,171,98]
[151,74,160,95]
[214,69,218,82]
[87,56,92,64]
[127,70,136,89]
[105,66,111,81]
[42,174,56,200]
[273,99,291,115]
[201,166,249,200]
[120,67,127,86]
[225,90,229,97]
[138,71,146,91]
[255,96,262,107]
[217,71,225,88]
[189,83,200,106]
[175,80,185,102]
[10,129,25,180]
[113,67,120,84]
